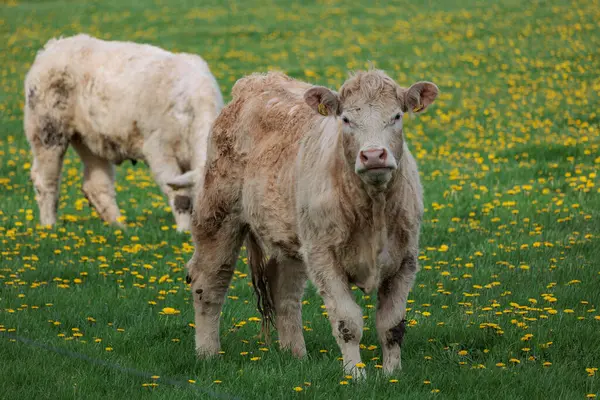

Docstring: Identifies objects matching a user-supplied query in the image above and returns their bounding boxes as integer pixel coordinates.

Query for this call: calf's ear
[167,170,195,190]
[400,81,439,114]
[304,86,342,116]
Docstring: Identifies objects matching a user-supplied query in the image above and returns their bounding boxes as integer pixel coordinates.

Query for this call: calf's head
[304,70,438,189]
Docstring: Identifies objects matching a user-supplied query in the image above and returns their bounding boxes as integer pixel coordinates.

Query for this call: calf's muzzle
[355,146,398,187]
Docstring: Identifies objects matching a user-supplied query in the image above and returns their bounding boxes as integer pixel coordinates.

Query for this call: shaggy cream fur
[24,34,223,231]
[186,69,438,379]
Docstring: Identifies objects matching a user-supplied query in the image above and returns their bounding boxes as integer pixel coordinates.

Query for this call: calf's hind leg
[26,125,68,226]
[187,217,246,356]
[266,258,308,357]
[71,140,123,226]
[187,159,245,355]
[143,142,192,232]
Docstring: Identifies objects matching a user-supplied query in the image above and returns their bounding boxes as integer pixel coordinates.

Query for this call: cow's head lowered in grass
[304,70,438,189]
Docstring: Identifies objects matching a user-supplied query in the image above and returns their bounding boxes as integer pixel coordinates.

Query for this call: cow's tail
[246,232,275,344]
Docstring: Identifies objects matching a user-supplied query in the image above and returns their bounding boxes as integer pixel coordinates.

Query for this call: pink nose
[359,148,388,169]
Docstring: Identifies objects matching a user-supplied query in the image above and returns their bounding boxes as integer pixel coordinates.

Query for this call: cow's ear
[304,86,342,116]
[400,81,439,114]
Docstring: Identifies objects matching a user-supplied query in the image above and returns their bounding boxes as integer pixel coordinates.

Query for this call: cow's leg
[305,249,365,379]
[188,215,245,357]
[266,258,307,358]
[27,133,68,227]
[71,140,122,226]
[143,143,191,232]
[376,253,418,375]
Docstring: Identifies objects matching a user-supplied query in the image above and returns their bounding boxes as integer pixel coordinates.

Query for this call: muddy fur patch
[40,117,69,148]
[338,320,355,343]
[401,254,417,273]
[48,71,74,110]
[27,87,38,110]
[386,319,407,348]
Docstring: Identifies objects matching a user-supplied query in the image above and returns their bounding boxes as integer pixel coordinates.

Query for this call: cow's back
[209,71,315,165]
[25,34,221,165]
[202,72,319,258]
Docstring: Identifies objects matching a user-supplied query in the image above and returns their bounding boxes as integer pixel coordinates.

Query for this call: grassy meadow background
[1,0,599,398]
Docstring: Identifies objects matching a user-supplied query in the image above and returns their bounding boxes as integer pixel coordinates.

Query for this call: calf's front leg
[305,248,366,380]
[376,253,418,375]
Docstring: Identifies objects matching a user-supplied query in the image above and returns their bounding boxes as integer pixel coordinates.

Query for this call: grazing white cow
[185,69,438,378]
[23,34,223,231]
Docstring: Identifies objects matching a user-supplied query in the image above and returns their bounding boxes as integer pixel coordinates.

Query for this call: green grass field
[1,0,599,398]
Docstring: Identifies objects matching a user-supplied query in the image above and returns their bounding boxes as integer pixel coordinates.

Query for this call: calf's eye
[394,113,402,121]
[342,116,350,124]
